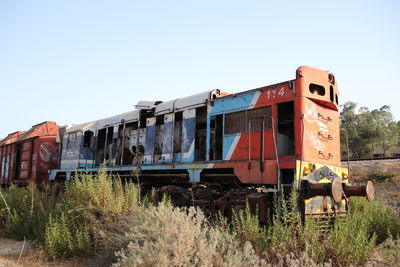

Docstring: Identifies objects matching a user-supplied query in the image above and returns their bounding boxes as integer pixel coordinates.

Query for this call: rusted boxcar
[0,121,60,185]
[0,131,25,185]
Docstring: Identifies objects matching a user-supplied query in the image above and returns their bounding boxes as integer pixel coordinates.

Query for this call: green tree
[340,102,399,158]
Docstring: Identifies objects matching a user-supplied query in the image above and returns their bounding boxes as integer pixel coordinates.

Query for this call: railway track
[344,156,400,162]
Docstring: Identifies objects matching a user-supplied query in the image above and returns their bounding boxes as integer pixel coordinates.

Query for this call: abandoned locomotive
[0,66,374,219]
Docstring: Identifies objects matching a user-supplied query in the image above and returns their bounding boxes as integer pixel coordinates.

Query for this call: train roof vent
[135,101,162,110]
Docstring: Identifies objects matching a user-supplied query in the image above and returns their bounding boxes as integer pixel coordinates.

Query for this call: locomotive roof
[96,110,140,128]
[154,89,227,115]
[65,121,96,134]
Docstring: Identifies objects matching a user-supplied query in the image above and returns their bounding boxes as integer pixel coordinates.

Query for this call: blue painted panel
[206,115,211,161]
[145,125,155,156]
[61,163,79,169]
[223,134,239,160]
[188,169,202,182]
[60,134,82,169]
[162,122,173,155]
[181,117,195,162]
[55,162,210,173]
[173,153,181,162]
[79,146,95,168]
[51,161,216,183]
[80,147,94,160]
[210,91,257,115]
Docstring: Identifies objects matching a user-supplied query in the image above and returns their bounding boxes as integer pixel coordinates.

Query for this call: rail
[343,156,400,162]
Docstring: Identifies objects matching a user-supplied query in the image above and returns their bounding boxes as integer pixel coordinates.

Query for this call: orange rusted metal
[343,180,375,201]
[0,122,60,185]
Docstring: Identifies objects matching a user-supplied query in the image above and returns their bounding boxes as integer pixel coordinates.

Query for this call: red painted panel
[213,159,279,185]
[2,121,61,185]
[254,83,295,108]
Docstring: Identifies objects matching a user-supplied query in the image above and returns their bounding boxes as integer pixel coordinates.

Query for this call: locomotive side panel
[300,98,341,166]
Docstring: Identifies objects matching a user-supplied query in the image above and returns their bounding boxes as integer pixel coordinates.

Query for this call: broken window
[173,112,183,153]
[67,133,77,149]
[105,126,114,164]
[118,122,138,165]
[210,115,223,160]
[277,101,294,156]
[195,107,207,161]
[329,86,334,102]
[154,115,165,162]
[83,131,93,148]
[309,83,326,96]
[115,125,124,165]
[95,128,106,165]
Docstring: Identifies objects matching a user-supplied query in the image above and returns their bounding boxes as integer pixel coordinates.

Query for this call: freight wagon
[0,121,60,185]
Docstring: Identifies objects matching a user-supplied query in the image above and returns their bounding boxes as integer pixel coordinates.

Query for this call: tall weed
[0,184,52,241]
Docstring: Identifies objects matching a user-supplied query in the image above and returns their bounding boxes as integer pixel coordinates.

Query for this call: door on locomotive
[277,101,294,157]
[195,106,207,162]
[209,114,223,161]
[172,112,183,162]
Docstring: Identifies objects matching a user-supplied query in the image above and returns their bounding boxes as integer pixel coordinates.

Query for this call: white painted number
[266,87,285,99]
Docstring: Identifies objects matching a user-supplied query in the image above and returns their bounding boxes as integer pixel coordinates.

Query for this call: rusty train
[0,66,374,220]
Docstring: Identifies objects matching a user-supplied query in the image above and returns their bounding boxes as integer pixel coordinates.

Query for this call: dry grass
[113,202,266,267]
[1,164,399,266]
[348,159,400,216]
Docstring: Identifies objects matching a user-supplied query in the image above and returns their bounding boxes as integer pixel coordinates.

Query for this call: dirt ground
[0,238,42,267]
[0,159,399,266]
[0,238,87,267]
[347,159,400,215]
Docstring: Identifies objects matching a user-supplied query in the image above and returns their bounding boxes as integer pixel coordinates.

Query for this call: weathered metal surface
[343,180,375,201]
[247,193,270,224]
[135,100,161,110]
[303,177,343,203]
[0,131,24,183]
[96,110,140,127]
[1,122,61,185]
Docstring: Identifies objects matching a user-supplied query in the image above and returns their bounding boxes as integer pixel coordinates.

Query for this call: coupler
[301,177,343,203]
[301,179,375,202]
[342,180,375,201]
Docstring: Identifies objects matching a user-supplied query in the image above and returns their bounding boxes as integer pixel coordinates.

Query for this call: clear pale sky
[0,1,399,138]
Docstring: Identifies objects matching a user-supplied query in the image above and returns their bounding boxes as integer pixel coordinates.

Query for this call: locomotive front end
[295,66,374,218]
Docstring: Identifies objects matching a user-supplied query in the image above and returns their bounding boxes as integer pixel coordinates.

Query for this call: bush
[113,202,265,267]
[0,184,52,241]
[1,171,399,265]
[44,169,139,259]
[222,188,393,266]
[350,197,400,243]
[323,209,376,265]
[379,236,400,266]
[45,213,90,258]
[0,168,140,260]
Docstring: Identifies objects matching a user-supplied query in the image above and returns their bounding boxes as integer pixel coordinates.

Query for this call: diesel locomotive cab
[294,66,374,217]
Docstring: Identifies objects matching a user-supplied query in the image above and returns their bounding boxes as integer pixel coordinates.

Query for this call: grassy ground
[0,166,399,266]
